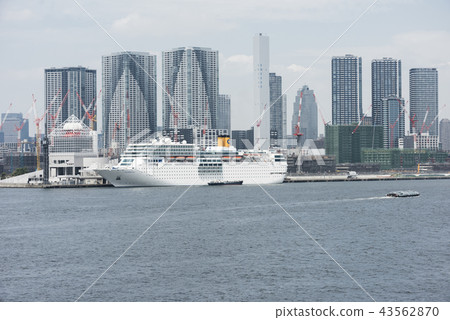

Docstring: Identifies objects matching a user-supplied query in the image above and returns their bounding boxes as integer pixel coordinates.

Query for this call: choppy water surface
[1,179,449,301]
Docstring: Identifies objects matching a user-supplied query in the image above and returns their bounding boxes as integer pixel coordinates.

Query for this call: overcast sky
[1,0,449,135]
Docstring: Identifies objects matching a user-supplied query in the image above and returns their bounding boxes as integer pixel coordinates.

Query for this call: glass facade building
[0,113,29,144]
[440,118,450,151]
[269,73,285,146]
[291,85,318,146]
[102,52,157,154]
[371,58,402,126]
[45,67,97,134]
[217,94,231,133]
[162,47,218,131]
[382,96,405,148]
[331,54,362,125]
[409,68,438,135]
[253,33,270,149]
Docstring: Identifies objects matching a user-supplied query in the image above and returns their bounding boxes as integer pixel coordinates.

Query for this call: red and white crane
[48,90,69,134]
[30,93,58,170]
[77,90,100,131]
[108,102,127,157]
[293,92,303,145]
[424,104,446,133]
[352,105,373,135]
[313,94,328,128]
[389,115,401,149]
[14,105,33,152]
[256,104,267,128]
[419,106,430,135]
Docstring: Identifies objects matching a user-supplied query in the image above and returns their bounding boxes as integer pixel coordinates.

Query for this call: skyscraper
[409,68,438,135]
[269,72,285,146]
[331,54,362,125]
[102,52,157,153]
[162,47,218,131]
[372,58,402,126]
[0,113,29,144]
[253,33,270,149]
[382,95,405,148]
[45,67,96,134]
[440,119,450,151]
[291,85,318,145]
[217,94,231,133]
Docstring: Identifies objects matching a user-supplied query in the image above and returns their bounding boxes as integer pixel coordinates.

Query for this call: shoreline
[284,174,450,183]
[1,173,449,188]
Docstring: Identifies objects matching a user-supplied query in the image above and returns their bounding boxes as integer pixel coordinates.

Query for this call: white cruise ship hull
[96,162,286,187]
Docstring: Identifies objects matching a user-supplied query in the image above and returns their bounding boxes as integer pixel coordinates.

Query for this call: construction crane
[108,102,127,157]
[424,104,446,133]
[0,103,14,131]
[31,95,42,170]
[255,104,267,128]
[90,89,102,130]
[389,117,400,149]
[313,94,329,128]
[77,91,99,131]
[49,90,69,134]
[14,105,33,152]
[352,105,373,134]
[419,106,430,135]
[399,100,418,134]
[32,94,55,171]
[293,92,304,146]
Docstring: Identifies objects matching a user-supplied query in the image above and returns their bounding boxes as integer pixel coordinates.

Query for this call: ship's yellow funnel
[218,135,230,147]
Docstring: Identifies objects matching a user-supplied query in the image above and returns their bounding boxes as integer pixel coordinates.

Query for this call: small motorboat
[208,180,243,186]
[386,190,420,197]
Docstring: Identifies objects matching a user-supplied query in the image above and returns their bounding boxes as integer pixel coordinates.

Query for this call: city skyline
[0,0,449,136]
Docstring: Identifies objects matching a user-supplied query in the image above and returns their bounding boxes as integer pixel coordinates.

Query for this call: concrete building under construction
[325,124,383,164]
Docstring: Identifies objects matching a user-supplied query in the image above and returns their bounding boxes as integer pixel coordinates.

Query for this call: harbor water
[0,179,449,301]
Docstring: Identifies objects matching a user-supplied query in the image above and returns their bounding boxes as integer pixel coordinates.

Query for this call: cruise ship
[95,136,287,187]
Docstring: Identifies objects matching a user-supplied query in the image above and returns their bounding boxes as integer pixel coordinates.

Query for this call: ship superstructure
[95,135,287,187]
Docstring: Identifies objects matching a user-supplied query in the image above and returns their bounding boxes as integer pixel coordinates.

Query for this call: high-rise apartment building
[372,58,402,126]
[382,95,405,148]
[102,52,157,153]
[331,54,362,125]
[409,68,438,135]
[269,73,285,146]
[253,33,270,149]
[291,85,318,145]
[162,47,218,131]
[45,67,96,134]
[440,118,450,151]
[217,94,231,133]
